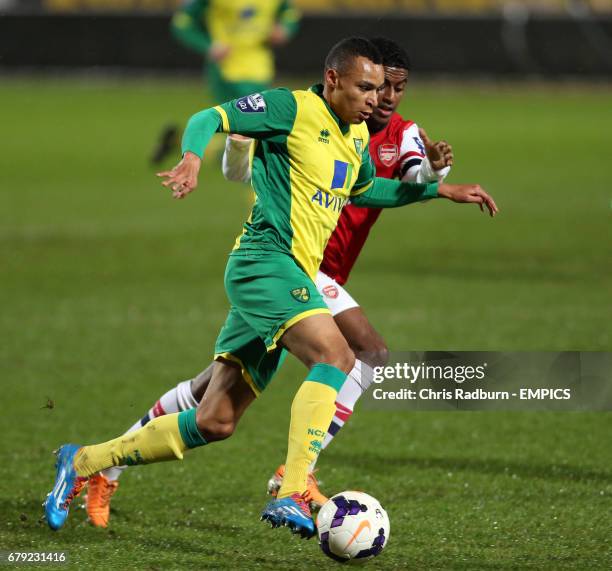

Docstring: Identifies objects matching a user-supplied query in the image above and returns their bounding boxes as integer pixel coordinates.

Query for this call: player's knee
[317,346,355,375]
[348,329,389,368]
[200,420,236,442]
[195,411,236,442]
[355,341,389,368]
[339,348,356,374]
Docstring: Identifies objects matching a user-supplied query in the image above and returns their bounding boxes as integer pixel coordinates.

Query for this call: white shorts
[315,271,360,317]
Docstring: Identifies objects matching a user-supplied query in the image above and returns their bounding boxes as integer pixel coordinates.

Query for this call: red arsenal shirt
[319,113,424,285]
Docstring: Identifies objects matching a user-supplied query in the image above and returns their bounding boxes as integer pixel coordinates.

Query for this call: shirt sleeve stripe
[214,105,230,132]
[400,150,425,162]
[350,180,373,197]
[400,158,423,177]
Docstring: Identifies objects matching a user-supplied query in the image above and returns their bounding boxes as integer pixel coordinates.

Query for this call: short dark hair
[324,37,383,75]
[369,37,411,71]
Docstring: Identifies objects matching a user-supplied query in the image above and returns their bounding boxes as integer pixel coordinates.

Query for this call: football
[316,491,390,563]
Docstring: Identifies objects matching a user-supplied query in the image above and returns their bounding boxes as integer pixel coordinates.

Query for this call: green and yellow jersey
[171,0,300,84]
[182,85,439,281]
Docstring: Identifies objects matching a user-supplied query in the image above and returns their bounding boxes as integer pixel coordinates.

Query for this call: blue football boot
[44,444,88,531]
[261,493,316,539]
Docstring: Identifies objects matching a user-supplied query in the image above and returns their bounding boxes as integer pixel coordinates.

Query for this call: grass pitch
[0,76,611,569]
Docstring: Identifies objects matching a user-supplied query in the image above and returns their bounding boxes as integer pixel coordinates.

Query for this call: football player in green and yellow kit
[152,0,300,163]
[45,38,497,540]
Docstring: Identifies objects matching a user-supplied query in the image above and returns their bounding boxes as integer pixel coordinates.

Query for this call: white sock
[101,380,198,481]
[309,360,372,471]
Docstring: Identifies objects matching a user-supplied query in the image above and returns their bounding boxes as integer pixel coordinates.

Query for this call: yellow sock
[278,364,347,499]
[74,409,206,478]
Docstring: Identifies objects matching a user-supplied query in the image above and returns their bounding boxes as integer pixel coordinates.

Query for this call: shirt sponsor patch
[235,93,266,113]
[378,143,399,167]
[413,136,426,155]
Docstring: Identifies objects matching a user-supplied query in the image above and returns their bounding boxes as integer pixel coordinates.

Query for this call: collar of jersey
[309,84,350,136]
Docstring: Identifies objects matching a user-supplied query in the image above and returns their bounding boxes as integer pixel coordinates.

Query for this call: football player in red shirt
[83,38,473,525]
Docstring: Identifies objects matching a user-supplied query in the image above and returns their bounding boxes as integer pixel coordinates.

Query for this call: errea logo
[318,129,330,144]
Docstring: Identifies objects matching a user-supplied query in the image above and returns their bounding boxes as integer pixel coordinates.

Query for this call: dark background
[2,11,612,77]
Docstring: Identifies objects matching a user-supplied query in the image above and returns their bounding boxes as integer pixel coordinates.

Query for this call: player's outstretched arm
[437,183,499,216]
[157,89,297,198]
[351,177,436,208]
[156,106,224,199]
[157,152,202,199]
[351,177,498,216]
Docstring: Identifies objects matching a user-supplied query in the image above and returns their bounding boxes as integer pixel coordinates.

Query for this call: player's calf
[194,359,256,442]
[334,307,389,368]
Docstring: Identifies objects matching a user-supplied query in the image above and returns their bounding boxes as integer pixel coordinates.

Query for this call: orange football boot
[303,470,329,509]
[266,464,285,497]
[85,473,119,528]
[267,464,329,509]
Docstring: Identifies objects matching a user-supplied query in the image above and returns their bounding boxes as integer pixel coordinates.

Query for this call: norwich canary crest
[291,287,310,303]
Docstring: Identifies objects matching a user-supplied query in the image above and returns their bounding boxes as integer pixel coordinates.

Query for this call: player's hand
[419,127,453,170]
[437,183,499,217]
[208,42,231,62]
[156,152,201,199]
[268,23,289,46]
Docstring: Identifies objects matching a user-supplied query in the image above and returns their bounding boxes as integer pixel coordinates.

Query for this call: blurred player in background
[83,37,453,528]
[151,0,300,164]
